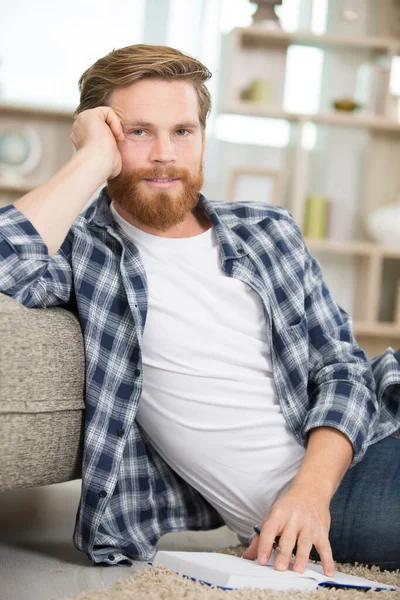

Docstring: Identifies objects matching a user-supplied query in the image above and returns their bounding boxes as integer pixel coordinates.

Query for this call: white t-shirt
[110,202,305,540]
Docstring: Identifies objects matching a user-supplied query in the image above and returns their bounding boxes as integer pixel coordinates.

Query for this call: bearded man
[1,44,399,573]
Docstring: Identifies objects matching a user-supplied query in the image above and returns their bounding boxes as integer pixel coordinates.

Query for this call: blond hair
[75,44,212,129]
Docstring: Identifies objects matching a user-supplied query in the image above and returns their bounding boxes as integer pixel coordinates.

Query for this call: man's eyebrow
[121,119,200,130]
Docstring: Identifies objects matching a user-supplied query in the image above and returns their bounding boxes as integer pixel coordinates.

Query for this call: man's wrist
[290,426,353,501]
[289,471,338,503]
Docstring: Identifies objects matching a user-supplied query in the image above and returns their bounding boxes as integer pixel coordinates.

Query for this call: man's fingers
[292,534,313,573]
[315,538,335,577]
[273,530,297,571]
[105,109,125,143]
[257,524,282,566]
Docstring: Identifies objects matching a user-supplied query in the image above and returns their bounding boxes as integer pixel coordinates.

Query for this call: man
[0,44,399,574]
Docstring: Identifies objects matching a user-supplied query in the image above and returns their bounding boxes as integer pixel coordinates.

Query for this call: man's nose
[150,135,177,163]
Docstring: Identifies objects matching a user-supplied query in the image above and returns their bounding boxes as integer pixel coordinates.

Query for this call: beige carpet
[59,544,400,600]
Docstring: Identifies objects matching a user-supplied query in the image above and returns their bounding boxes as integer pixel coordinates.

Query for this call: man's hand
[70,107,125,179]
[242,484,335,576]
[242,426,354,577]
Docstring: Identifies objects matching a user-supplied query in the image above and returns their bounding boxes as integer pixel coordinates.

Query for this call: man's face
[107,78,205,231]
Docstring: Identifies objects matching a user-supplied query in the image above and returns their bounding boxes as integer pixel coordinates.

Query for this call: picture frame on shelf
[227,168,283,205]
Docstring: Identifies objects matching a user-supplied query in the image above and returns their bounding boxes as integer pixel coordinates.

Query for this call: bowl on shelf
[332,98,361,112]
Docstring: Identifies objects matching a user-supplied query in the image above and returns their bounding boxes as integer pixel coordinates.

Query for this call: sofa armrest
[0,293,85,490]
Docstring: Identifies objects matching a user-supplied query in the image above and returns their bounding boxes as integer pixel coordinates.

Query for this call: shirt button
[238,248,245,254]
[108,554,115,561]
[134,369,141,377]
[99,490,107,498]
[117,428,125,437]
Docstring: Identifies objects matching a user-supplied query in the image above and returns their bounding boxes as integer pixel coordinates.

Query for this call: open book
[149,550,396,592]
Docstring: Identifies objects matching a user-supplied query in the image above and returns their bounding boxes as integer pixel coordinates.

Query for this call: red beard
[107,164,204,231]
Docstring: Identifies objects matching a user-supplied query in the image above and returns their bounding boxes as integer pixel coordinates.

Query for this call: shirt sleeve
[295,228,379,467]
[0,203,73,308]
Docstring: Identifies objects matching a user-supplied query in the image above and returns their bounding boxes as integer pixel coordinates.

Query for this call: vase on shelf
[365,196,400,247]
[250,0,282,30]
[303,194,329,240]
[240,79,272,104]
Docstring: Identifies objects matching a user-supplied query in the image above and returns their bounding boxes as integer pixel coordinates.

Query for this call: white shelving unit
[218,26,400,357]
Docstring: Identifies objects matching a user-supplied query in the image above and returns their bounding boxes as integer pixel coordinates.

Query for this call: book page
[152,551,319,591]
[152,551,396,592]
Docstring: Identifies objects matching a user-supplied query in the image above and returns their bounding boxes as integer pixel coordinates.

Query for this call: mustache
[124,167,191,181]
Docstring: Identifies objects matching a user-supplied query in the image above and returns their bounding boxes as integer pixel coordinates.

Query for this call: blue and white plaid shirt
[1,189,399,566]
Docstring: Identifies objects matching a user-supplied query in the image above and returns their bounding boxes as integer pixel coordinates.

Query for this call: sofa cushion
[0,410,83,490]
[0,293,85,415]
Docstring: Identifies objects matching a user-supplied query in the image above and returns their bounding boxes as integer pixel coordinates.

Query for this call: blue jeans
[309,435,400,570]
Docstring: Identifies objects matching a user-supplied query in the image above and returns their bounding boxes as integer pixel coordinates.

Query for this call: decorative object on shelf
[394,280,400,324]
[332,97,361,112]
[354,60,387,116]
[0,126,42,183]
[303,194,329,240]
[227,168,283,205]
[341,0,360,23]
[338,0,365,35]
[250,0,282,30]
[365,196,400,247]
[240,79,272,104]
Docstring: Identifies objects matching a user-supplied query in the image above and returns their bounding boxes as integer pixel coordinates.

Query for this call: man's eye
[131,129,145,136]
[176,129,189,136]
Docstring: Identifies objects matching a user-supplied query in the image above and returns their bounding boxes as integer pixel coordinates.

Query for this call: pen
[254,526,282,553]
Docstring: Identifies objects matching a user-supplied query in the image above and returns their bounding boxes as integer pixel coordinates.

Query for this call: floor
[0,480,240,600]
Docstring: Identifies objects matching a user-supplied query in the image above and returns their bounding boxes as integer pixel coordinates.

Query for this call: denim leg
[309,436,400,570]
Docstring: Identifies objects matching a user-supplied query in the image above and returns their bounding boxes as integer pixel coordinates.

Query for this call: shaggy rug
[59,544,400,600]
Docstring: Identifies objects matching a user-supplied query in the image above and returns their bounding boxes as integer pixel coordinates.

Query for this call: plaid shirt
[1,189,399,567]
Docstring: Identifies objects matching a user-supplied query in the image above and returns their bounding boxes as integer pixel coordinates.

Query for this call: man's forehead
[112,101,200,128]
[109,79,199,114]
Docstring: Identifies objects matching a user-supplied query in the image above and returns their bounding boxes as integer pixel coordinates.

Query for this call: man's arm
[299,240,378,466]
[243,212,376,575]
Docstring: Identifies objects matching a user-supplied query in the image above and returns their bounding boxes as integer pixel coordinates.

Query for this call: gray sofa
[0,292,85,490]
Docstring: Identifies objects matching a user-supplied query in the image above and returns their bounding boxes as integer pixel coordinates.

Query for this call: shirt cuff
[0,203,50,260]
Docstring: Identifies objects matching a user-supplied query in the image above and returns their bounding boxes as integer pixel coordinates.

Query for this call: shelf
[0,103,73,121]
[354,321,400,338]
[223,103,400,132]
[306,239,400,258]
[306,239,377,256]
[237,27,400,52]
[0,183,34,195]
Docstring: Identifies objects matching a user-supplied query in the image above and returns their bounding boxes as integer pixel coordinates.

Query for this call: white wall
[0,0,145,109]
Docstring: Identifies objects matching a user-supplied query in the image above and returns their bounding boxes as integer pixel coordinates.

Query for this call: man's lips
[144,178,180,189]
